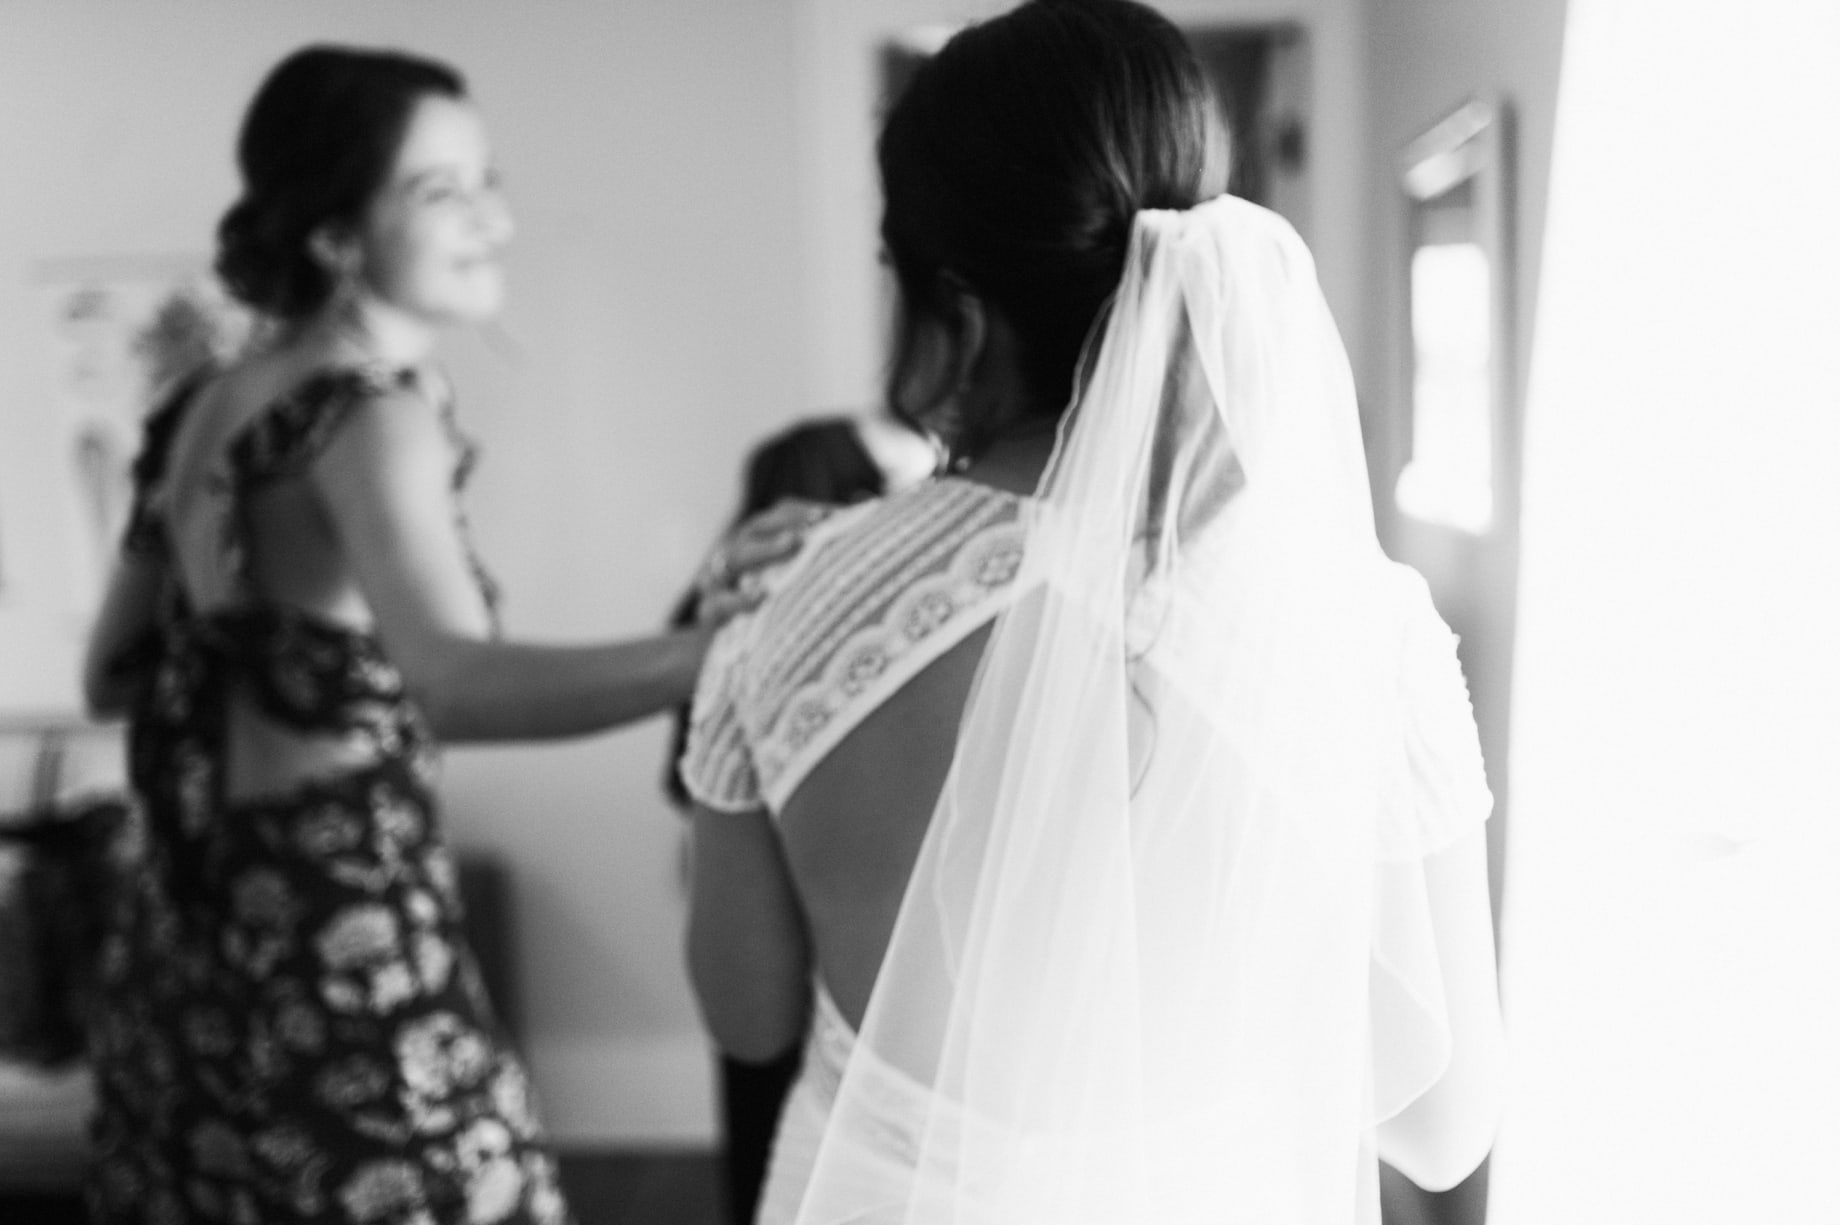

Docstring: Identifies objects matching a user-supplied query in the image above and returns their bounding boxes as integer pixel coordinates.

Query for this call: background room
[3,1,1834,1224]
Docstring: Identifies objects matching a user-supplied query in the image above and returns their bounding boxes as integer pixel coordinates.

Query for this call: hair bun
[214,195,296,316]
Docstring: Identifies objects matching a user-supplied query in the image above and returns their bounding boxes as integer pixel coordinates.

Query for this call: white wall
[795,0,1369,407]
[0,0,809,1145]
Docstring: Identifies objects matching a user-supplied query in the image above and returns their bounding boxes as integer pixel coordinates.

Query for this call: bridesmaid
[81,44,796,1225]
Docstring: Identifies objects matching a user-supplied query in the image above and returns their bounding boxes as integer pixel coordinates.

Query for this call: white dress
[682,475,1031,1225]
[684,195,1503,1225]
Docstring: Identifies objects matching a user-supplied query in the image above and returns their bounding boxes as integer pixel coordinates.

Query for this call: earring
[924,429,953,477]
[939,370,988,475]
[324,259,372,351]
[310,231,364,315]
[947,358,990,469]
[923,406,978,476]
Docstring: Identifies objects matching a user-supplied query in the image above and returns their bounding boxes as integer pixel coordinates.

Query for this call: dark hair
[878,0,1224,422]
[215,45,467,320]
[663,417,889,807]
[736,418,887,521]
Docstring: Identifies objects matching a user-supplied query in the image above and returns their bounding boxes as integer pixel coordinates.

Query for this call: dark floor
[2,1150,1488,1224]
[559,1148,726,1225]
[0,1187,88,1225]
[0,1149,728,1225]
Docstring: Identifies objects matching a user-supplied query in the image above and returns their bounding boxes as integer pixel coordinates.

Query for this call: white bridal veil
[794,194,1503,1224]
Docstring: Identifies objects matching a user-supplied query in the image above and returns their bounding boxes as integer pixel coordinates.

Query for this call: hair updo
[215,45,466,321]
[878,0,1225,420]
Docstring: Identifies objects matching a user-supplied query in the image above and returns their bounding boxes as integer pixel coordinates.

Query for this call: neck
[956,415,1061,496]
[289,292,441,371]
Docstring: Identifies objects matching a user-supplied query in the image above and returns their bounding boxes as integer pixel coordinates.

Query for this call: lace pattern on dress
[682,479,1029,815]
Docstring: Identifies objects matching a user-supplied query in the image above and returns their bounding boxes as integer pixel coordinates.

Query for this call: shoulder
[750,479,1031,693]
[711,479,1031,667]
[233,364,445,484]
[793,478,1028,604]
[824,478,1023,560]
[711,478,1031,812]
[276,363,432,433]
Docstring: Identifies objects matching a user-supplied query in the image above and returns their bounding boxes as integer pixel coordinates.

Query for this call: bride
[680,2,1505,1221]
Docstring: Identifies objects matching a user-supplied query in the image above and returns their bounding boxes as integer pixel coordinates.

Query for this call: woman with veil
[681,2,1505,1221]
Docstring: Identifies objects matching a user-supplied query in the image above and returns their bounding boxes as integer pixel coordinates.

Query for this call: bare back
[777,625,993,1028]
[136,355,486,803]
[681,478,1031,1030]
[162,356,375,626]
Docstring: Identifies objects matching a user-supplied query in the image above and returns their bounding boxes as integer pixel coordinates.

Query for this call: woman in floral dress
[78,46,790,1225]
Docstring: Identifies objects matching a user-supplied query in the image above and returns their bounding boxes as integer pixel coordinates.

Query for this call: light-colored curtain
[1490,2,1840,1221]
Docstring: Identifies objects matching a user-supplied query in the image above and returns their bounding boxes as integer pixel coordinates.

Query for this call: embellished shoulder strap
[682,480,1030,815]
[119,368,211,558]
[218,364,502,631]
[227,365,416,489]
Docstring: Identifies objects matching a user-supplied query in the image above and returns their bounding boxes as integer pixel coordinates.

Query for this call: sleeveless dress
[85,369,571,1225]
[680,476,1031,1225]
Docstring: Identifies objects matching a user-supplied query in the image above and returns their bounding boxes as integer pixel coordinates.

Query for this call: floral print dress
[86,368,571,1225]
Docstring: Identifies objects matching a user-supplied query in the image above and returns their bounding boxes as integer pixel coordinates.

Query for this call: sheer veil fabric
[794,195,1501,1225]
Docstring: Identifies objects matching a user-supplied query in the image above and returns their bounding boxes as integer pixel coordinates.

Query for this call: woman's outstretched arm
[312,383,780,742]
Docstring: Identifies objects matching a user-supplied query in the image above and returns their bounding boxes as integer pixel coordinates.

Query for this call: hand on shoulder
[692,499,834,627]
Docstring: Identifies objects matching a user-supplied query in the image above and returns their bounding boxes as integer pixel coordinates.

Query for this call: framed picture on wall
[31,256,250,619]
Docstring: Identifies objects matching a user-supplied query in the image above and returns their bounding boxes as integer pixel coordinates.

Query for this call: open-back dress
[86,368,571,1225]
[681,475,1030,1225]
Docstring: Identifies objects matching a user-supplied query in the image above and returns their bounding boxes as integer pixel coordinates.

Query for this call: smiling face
[352,95,514,327]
